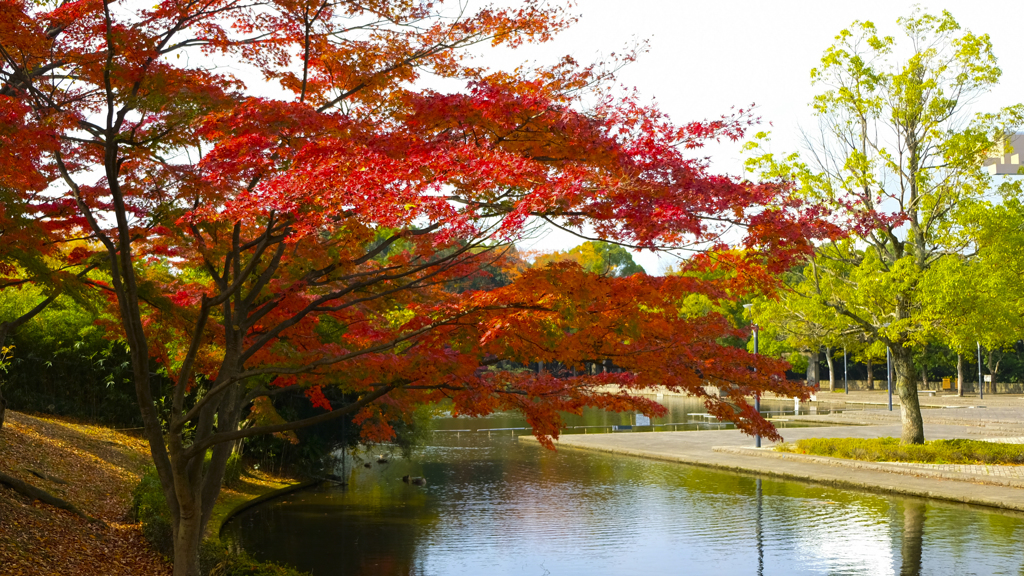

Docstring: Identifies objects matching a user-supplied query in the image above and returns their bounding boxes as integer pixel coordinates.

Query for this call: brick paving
[887,461,1024,478]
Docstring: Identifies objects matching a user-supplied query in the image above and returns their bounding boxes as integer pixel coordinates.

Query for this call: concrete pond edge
[713,446,1024,489]
[520,436,1024,513]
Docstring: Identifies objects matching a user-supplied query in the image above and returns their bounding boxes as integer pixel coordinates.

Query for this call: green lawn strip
[209,476,319,538]
[775,437,1024,465]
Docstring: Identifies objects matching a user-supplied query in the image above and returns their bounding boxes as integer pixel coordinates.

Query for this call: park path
[522,391,1024,512]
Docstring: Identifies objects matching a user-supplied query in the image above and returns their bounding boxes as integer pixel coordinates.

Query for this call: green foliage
[0,287,141,426]
[202,541,310,576]
[201,451,244,487]
[535,241,645,277]
[744,9,1023,414]
[245,387,435,475]
[779,437,1024,464]
[224,453,243,486]
[131,467,174,557]
[389,403,438,458]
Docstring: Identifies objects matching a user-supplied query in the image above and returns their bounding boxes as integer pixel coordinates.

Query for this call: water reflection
[430,395,836,436]
[756,478,763,576]
[224,431,1024,576]
[900,501,924,576]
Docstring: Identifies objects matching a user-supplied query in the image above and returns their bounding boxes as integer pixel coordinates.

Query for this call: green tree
[746,10,1023,443]
[749,268,843,391]
[535,241,646,277]
[926,197,1024,394]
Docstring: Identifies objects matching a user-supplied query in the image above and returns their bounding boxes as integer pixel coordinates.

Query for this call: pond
[222,399,1024,576]
[429,395,839,435]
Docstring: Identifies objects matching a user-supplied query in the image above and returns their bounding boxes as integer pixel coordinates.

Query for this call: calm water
[429,396,834,434]
[223,400,1024,576]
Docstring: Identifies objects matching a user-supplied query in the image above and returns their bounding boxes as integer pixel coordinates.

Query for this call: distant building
[983,133,1024,176]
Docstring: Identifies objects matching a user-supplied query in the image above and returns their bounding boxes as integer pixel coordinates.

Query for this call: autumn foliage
[0,0,832,573]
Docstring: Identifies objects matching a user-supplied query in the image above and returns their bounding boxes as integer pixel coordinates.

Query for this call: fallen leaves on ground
[0,411,171,575]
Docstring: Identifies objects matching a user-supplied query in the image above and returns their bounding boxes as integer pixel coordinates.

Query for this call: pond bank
[523,417,1024,513]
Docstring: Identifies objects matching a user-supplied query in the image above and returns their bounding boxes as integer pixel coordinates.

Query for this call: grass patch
[776,437,1024,465]
[206,468,295,538]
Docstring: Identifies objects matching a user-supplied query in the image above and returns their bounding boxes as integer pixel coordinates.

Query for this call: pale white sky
[487,1,1024,273]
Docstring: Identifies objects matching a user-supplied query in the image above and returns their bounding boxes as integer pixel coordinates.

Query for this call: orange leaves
[303,385,331,411]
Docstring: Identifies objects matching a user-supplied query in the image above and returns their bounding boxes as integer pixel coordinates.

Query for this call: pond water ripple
[224,433,1024,576]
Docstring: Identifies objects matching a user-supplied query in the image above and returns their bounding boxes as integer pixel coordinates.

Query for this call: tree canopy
[1,0,831,573]
[746,9,1023,443]
[533,240,646,277]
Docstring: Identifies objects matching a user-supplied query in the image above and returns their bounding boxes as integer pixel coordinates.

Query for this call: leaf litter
[0,411,171,575]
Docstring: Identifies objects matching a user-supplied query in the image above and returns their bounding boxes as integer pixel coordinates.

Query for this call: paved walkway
[522,393,1024,512]
[887,461,1024,478]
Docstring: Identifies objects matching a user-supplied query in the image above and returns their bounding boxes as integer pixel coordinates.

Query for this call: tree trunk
[866,357,874,390]
[956,353,964,397]
[0,470,105,525]
[172,505,203,576]
[920,366,927,391]
[806,350,819,387]
[893,346,925,444]
[987,350,999,395]
[825,346,835,392]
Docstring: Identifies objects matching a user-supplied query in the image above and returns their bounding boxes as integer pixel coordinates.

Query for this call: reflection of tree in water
[224,479,438,575]
[900,500,925,576]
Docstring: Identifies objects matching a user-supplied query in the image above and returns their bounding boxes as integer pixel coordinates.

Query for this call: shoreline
[214,479,319,538]
[520,394,1024,513]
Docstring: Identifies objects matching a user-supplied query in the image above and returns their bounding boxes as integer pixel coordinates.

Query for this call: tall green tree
[927,196,1024,393]
[534,241,646,277]
[749,260,854,392]
[746,10,1023,443]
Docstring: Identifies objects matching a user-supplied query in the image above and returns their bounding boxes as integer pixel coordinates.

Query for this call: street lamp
[744,304,761,449]
[880,323,892,411]
[886,346,893,411]
[978,342,984,400]
[843,346,848,395]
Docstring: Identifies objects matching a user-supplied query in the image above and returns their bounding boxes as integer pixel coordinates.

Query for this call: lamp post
[844,346,848,395]
[753,325,760,448]
[978,342,984,400]
[744,304,761,449]
[886,346,893,411]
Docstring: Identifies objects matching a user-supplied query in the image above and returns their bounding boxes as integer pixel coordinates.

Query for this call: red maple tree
[0,0,833,573]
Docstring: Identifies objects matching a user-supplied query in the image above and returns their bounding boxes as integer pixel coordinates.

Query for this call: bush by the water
[777,437,1024,464]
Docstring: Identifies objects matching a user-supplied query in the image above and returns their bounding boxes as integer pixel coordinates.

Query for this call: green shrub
[224,453,243,486]
[202,451,244,487]
[202,540,310,576]
[778,437,1024,465]
[131,466,173,557]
